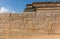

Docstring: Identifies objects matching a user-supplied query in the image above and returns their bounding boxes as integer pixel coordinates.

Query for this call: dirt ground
[9,35,60,39]
[19,35,60,39]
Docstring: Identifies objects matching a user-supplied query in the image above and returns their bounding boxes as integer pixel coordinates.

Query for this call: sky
[0,0,59,13]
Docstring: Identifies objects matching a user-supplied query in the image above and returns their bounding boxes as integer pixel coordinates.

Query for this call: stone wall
[36,10,60,34]
[0,10,60,39]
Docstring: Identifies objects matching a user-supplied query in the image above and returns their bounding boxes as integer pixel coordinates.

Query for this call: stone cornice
[32,2,60,4]
[32,2,60,8]
[36,8,60,10]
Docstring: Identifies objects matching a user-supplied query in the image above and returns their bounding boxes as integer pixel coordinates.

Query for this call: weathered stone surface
[0,10,60,39]
[1,2,60,39]
[11,13,22,20]
[0,13,10,20]
[21,12,36,18]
